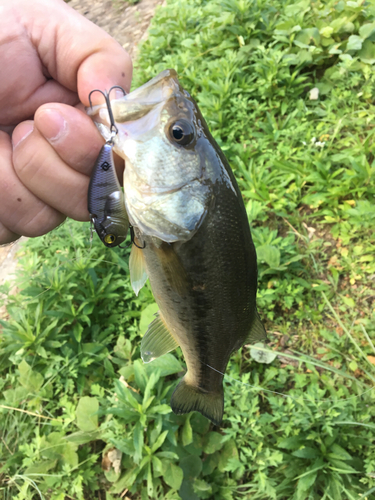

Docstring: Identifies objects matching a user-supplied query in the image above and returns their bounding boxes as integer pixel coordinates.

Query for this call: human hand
[0,0,132,245]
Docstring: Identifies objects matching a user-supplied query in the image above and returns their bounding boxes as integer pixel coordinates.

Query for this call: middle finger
[12,111,100,221]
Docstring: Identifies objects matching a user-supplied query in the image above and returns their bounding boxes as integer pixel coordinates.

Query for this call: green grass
[1,0,375,498]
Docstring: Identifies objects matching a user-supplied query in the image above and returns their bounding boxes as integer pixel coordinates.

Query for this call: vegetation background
[1,0,375,498]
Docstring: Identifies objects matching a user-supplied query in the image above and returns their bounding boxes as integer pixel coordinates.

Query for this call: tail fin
[171,377,224,426]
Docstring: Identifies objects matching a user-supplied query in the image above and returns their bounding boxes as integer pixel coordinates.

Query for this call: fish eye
[104,234,116,245]
[169,120,194,146]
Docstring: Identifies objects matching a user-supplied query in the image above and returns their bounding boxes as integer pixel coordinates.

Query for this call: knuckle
[20,205,65,237]
[13,142,43,181]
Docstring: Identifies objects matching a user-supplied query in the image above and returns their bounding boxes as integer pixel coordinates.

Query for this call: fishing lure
[87,87,129,248]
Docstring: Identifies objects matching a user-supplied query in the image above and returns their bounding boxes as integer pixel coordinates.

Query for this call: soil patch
[67,0,164,56]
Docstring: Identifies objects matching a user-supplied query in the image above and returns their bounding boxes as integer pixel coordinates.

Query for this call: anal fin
[141,311,179,363]
[129,244,148,296]
[171,377,224,426]
[246,310,268,344]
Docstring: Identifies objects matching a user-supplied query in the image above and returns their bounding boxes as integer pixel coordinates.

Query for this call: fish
[87,69,267,425]
[88,142,129,247]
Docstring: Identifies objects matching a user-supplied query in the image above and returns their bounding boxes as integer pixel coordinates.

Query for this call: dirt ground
[67,0,164,56]
[0,0,162,289]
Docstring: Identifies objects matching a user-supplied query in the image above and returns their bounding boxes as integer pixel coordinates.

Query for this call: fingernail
[39,109,67,143]
[12,122,34,149]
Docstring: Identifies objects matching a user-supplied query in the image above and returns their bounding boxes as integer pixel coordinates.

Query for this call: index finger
[20,0,132,104]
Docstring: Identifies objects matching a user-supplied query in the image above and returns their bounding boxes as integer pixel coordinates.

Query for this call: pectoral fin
[246,310,268,344]
[129,244,148,296]
[141,311,179,363]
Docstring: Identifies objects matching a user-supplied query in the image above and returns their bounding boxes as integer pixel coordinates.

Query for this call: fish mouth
[87,69,209,243]
[87,69,180,130]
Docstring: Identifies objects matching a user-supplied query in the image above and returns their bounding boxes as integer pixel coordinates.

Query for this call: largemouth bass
[88,69,267,425]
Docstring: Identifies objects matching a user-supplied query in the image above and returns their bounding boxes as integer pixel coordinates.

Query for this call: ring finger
[0,129,65,239]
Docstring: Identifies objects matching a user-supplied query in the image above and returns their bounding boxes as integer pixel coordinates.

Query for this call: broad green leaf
[143,371,160,407]
[18,359,44,392]
[164,463,183,490]
[202,432,224,454]
[284,0,310,17]
[151,430,168,454]
[349,360,358,371]
[328,444,352,461]
[278,436,303,450]
[134,421,144,464]
[134,359,148,392]
[149,404,172,415]
[328,459,359,473]
[65,430,101,445]
[295,28,320,45]
[191,412,210,435]
[292,447,320,459]
[342,296,355,308]
[157,451,179,460]
[193,479,212,497]
[43,432,78,467]
[110,468,138,494]
[359,22,375,39]
[320,26,334,38]
[256,245,280,268]
[76,396,99,432]
[139,303,159,335]
[3,386,28,404]
[147,462,154,497]
[218,440,239,472]
[152,455,163,477]
[73,323,83,342]
[143,353,183,378]
[179,479,199,500]
[182,415,193,446]
[180,455,202,479]
[181,38,195,48]
[105,468,121,483]
[202,452,220,476]
[24,459,57,475]
[63,443,79,467]
[358,40,375,64]
[346,35,362,51]
[185,432,203,456]
[115,379,140,410]
[297,470,318,492]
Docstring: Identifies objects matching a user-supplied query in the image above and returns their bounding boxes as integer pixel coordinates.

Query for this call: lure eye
[169,120,195,146]
[104,234,116,245]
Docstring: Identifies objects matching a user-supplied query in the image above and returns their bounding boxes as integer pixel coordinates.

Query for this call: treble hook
[118,226,146,249]
[130,226,146,249]
[88,85,127,140]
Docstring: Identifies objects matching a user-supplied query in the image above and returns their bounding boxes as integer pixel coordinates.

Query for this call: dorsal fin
[129,244,148,296]
[141,311,179,363]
